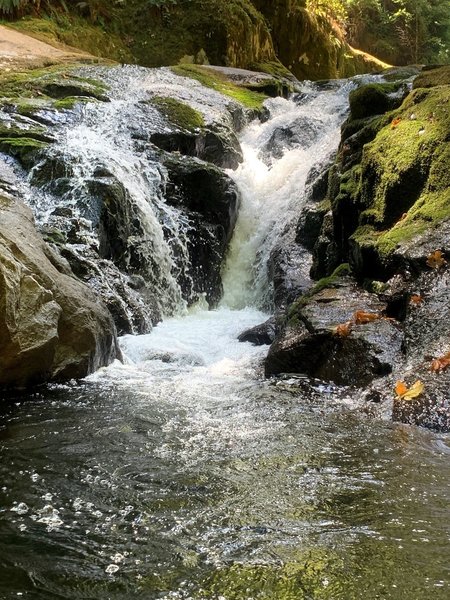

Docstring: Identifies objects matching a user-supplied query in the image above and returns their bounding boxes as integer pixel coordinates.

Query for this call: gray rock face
[391,270,450,432]
[265,278,404,386]
[0,193,119,390]
[238,316,279,346]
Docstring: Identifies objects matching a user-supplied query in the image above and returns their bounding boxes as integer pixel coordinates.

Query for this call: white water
[222,84,353,309]
[93,79,355,385]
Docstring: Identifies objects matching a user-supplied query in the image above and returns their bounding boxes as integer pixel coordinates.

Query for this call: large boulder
[265,275,403,386]
[0,191,119,390]
[163,154,240,305]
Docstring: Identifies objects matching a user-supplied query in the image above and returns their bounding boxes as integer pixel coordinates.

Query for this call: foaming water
[222,84,352,309]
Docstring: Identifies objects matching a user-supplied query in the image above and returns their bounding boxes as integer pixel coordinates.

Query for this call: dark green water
[1,314,449,600]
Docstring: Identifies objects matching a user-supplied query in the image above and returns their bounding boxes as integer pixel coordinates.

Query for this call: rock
[0,193,119,390]
[259,115,322,164]
[267,238,313,308]
[163,154,240,305]
[348,82,408,120]
[238,316,279,345]
[150,124,243,170]
[390,269,450,432]
[265,277,403,386]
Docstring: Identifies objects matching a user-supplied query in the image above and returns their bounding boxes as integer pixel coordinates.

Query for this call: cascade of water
[221,81,355,310]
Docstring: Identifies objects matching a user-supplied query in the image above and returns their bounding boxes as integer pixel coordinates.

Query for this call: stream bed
[1,306,450,599]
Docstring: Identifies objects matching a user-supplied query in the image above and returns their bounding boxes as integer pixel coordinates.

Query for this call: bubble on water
[105,564,120,575]
[111,552,125,564]
[72,498,83,511]
[36,505,63,531]
[11,503,29,515]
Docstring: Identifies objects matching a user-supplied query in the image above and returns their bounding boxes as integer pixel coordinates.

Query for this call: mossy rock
[171,64,268,110]
[148,96,205,131]
[0,137,48,168]
[288,263,352,322]
[0,122,53,144]
[413,65,450,89]
[0,67,108,102]
[348,83,406,120]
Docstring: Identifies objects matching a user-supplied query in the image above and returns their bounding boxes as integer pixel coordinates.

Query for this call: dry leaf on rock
[395,380,424,400]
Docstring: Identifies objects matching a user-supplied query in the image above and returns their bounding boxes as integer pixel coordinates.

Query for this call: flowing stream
[1,72,450,599]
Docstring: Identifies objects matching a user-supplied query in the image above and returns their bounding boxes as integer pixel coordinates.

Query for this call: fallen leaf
[353,310,381,324]
[395,381,408,397]
[391,117,401,129]
[395,380,424,400]
[430,352,450,373]
[426,250,447,269]
[333,321,353,337]
[409,294,423,306]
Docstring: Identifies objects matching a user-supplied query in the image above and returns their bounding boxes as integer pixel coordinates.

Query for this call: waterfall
[13,66,360,336]
[221,81,354,310]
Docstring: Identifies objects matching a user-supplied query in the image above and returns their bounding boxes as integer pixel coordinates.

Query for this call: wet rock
[238,317,279,346]
[268,239,313,308]
[265,278,403,386]
[390,269,450,432]
[163,154,240,305]
[259,115,322,164]
[0,194,119,390]
[150,124,243,170]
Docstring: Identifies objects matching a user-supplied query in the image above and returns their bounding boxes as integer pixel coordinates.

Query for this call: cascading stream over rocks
[1,64,449,599]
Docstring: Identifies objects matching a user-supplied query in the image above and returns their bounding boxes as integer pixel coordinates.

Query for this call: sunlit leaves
[426,250,447,269]
[395,380,424,400]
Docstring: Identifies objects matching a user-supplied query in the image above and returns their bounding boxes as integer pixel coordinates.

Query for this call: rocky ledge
[260,66,450,432]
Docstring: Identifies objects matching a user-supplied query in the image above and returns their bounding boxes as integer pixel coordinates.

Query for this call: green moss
[413,65,450,89]
[0,136,48,166]
[288,264,352,324]
[53,96,90,110]
[0,66,107,101]
[358,85,450,232]
[171,64,267,110]
[149,96,205,131]
[376,190,450,256]
[349,83,405,120]
[332,166,361,212]
[249,60,295,80]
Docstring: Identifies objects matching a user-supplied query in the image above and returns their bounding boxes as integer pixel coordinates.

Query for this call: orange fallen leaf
[426,250,447,269]
[353,310,381,324]
[395,380,424,400]
[430,352,450,373]
[395,381,408,397]
[391,117,402,129]
[409,294,423,306]
[333,321,353,337]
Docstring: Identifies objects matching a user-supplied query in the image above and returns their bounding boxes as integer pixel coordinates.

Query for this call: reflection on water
[0,309,449,599]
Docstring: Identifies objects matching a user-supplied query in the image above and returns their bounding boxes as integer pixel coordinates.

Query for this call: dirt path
[0,25,99,71]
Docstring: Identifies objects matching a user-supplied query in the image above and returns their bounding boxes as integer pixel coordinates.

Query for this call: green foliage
[343,0,450,65]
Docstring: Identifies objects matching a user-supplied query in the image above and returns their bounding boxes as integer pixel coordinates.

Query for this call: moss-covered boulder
[311,67,450,281]
[6,0,389,81]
